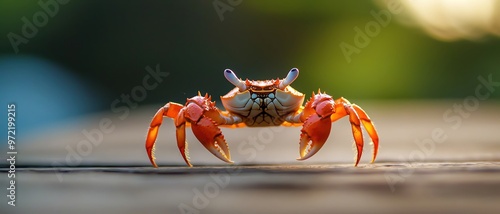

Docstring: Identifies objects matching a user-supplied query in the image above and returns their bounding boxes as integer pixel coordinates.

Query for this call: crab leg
[145,102,184,168]
[352,104,379,163]
[330,98,364,166]
[174,109,192,167]
[331,97,379,165]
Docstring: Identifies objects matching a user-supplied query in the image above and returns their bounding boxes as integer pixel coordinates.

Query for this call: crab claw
[297,114,332,160]
[191,116,233,164]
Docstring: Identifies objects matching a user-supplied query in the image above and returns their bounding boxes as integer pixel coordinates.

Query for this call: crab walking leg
[173,107,195,167]
[330,97,384,166]
[330,98,364,166]
[145,102,184,168]
[352,104,379,163]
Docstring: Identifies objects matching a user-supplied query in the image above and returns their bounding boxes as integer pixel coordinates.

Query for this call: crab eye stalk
[224,69,247,91]
[278,68,299,89]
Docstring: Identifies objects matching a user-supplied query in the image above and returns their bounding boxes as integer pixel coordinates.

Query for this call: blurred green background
[1,0,499,133]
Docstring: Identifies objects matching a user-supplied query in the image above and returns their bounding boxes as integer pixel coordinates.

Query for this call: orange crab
[145,68,379,167]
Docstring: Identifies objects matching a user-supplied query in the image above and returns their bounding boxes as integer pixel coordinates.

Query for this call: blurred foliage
[1,0,499,114]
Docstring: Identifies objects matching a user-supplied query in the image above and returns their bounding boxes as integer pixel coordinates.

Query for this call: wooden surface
[1,100,499,213]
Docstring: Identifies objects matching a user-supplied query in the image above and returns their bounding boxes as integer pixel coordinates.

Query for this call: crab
[145,68,379,167]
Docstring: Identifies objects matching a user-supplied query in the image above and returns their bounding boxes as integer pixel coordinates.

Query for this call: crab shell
[220,69,305,126]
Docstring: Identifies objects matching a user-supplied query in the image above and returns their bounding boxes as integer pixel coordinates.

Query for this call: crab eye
[251,86,259,90]
[265,86,273,90]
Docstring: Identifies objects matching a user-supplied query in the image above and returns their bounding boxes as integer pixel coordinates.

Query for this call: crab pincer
[191,117,233,163]
[297,114,332,160]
